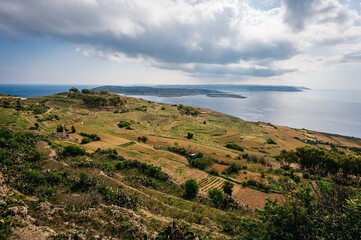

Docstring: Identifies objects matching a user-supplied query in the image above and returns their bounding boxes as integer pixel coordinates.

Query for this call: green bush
[223,181,234,195]
[208,188,224,208]
[63,145,86,157]
[46,171,62,185]
[266,138,277,144]
[225,143,244,152]
[223,163,243,175]
[188,157,214,170]
[79,132,101,141]
[118,120,131,129]
[186,132,194,139]
[81,137,91,144]
[184,179,199,199]
[137,136,148,143]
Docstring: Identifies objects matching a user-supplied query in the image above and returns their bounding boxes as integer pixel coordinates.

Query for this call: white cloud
[0,0,360,81]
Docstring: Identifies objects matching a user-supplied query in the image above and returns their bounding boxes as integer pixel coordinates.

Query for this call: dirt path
[162,121,179,131]
[44,107,53,115]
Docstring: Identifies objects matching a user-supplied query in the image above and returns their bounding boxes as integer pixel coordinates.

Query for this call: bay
[128,89,361,138]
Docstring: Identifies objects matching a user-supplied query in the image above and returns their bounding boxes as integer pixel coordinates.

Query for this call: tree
[184,179,198,199]
[186,132,194,139]
[208,188,224,208]
[71,125,76,133]
[62,145,85,157]
[223,181,234,195]
[69,87,79,93]
[249,184,361,240]
[15,98,22,111]
[56,124,64,133]
[137,136,148,143]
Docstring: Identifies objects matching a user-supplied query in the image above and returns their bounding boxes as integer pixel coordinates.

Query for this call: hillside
[0,89,360,239]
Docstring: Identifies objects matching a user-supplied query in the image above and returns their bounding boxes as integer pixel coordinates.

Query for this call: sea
[1,84,360,138]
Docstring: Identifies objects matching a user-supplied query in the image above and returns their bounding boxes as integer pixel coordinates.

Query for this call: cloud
[283,0,356,31]
[0,0,360,80]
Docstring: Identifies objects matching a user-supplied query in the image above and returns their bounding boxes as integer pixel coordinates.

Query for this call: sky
[0,0,360,90]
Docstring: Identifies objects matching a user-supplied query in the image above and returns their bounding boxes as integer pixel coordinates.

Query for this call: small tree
[69,87,79,93]
[137,136,148,143]
[186,132,194,139]
[56,124,64,133]
[184,179,198,199]
[208,188,224,208]
[223,181,234,195]
[15,98,22,111]
[71,125,76,133]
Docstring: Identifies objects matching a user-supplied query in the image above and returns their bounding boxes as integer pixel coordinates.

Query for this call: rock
[9,206,28,217]
[0,186,6,197]
[38,201,51,211]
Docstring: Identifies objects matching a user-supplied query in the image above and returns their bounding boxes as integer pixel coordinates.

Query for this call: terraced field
[198,175,225,193]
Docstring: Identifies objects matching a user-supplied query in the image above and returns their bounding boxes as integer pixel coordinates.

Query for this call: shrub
[81,137,91,144]
[186,132,194,139]
[208,188,224,208]
[137,136,148,143]
[29,150,43,162]
[223,163,243,175]
[71,125,76,133]
[266,138,277,145]
[223,181,234,195]
[118,120,131,129]
[46,171,62,185]
[188,157,214,170]
[63,145,86,157]
[71,172,96,192]
[69,87,79,93]
[177,104,200,116]
[184,179,198,199]
[56,124,64,133]
[225,143,244,152]
[79,132,101,141]
[95,148,123,160]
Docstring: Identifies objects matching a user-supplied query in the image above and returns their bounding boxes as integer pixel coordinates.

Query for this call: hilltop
[0,89,360,239]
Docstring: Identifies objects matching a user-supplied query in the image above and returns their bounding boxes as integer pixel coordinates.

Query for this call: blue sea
[0,84,360,138]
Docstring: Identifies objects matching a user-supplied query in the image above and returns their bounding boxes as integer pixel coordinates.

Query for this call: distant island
[206,93,246,99]
[156,84,307,92]
[92,85,247,99]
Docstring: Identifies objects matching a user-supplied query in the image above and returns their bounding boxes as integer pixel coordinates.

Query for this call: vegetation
[62,145,86,157]
[117,120,132,129]
[137,136,148,143]
[266,138,277,144]
[223,181,234,195]
[280,146,360,181]
[208,188,224,207]
[184,179,199,199]
[0,91,360,239]
[186,132,194,139]
[225,143,244,152]
[177,104,200,116]
[79,132,101,141]
[243,184,361,240]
